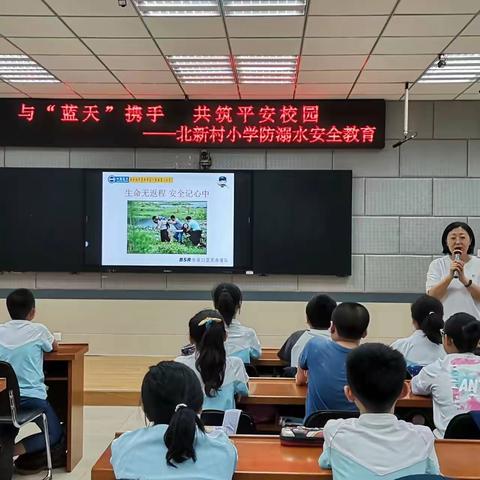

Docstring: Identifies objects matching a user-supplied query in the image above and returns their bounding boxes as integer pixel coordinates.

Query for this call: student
[319,343,440,480]
[297,302,369,417]
[111,361,237,480]
[175,309,249,410]
[212,283,261,363]
[391,294,445,368]
[0,289,63,469]
[286,294,336,369]
[411,312,480,437]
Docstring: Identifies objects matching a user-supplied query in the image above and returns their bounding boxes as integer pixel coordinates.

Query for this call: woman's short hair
[441,222,475,255]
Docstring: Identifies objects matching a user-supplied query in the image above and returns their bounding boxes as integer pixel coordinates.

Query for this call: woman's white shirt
[391,330,445,367]
[426,255,480,320]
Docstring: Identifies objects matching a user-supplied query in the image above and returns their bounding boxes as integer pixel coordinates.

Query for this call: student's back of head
[347,343,407,413]
[306,294,336,330]
[141,361,205,467]
[211,283,242,326]
[6,288,35,320]
[189,309,226,397]
[331,302,369,341]
[444,313,480,353]
[411,294,444,345]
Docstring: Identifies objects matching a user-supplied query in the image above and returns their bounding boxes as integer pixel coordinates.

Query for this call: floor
[13,406,146,480]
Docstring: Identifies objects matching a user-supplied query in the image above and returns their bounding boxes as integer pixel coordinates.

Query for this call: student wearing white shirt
[320,343,440,480]
[175,309,249,411]
[427,222,480,320]
[212,283,261,363]
[111,361,237,480]
[0,289,63,477]
[411,312,480,438]
[288,294,336,369]
[391,294,445,368]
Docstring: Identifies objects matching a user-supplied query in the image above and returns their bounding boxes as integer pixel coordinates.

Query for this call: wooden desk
[44,343,88,472]
[239,378,432,409]
[84,349,287,406]
[91,435,480,480]
[253,348,286,368]
[240,378,306,406]
[84,374,431,411]
[0,377,5,393]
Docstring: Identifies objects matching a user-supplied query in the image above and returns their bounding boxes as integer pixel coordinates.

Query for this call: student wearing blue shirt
[111,361,237,480]
[212,283,261,364]
[175,309,249,411]
[297,302,370,417]
[0,289,63,475]
[320,343,440,480]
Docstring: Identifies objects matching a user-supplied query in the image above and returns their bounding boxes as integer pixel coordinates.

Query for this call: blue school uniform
[0,320,63,453]
[225,319,261,364]
[299,337,357,417]
[111,424,237,480]
[175,353,249,411]
[0,320,53,399]
[319,414,440,480]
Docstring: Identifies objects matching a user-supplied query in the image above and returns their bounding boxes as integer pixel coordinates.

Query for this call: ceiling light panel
[235,55,298,83]
[419,54,480,83]
[134,0,221,16]
[167,55,234,83]
[134,0,305,16]
[0,55,58,83]
[223,0,306,16]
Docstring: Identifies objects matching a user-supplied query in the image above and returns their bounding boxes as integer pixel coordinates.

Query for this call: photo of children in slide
[127,201,207,255]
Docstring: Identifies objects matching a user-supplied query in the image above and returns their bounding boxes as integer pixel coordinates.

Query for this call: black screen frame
[0,168,86,272]
[251,170,352,276]
[84,169,253,274]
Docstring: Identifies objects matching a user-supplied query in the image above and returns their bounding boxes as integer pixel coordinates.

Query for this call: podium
[44,343,88,472]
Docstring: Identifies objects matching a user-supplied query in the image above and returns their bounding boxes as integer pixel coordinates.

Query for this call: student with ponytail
[175,309,249,410]
[111,361,237,480]
[391,294,445,367]
[212,283,261,363]
[412,312,480,437]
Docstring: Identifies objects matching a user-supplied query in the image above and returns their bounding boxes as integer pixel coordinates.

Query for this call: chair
[304,410,360,428]
[0,361,52,480]
[444,412,480,439]
[201,409,256,434]
[281,366,297,378]
[245,364,259,377]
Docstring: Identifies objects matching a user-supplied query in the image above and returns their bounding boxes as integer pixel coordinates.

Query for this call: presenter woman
[427,222,480,320]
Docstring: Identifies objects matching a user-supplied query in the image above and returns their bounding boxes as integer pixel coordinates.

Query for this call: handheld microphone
[453,251,461,279]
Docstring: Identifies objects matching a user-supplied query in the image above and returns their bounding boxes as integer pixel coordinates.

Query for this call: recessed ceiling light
[134,0,220,16]
[235,55,298,83]
[167,55,235,84]
[419,53,480,83]
[223,0,305,16]
[133,0,306,15]
[0,54,59,83]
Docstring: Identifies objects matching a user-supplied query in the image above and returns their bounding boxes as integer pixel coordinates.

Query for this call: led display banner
[0,99,385,148]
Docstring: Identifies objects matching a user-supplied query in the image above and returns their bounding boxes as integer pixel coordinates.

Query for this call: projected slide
[102,172,234,267]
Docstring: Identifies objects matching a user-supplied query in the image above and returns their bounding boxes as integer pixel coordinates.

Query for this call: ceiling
[0,0,479,100]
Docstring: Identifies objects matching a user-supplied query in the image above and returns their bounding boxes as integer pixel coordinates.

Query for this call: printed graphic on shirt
[450,357,480,411]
